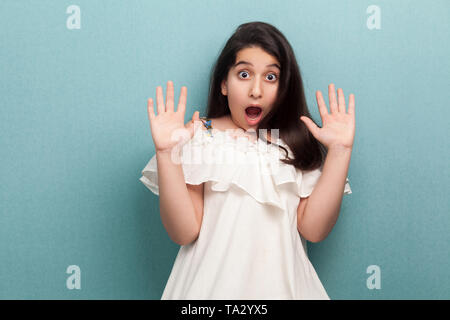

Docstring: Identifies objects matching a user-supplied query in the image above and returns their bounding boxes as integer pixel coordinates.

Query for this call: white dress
[139,125,352,300]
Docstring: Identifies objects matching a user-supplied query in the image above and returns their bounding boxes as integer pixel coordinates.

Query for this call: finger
[156,85,165,115]
[166,80,174,112]
[337,88,346,113]
[300,116,319,138]
[147,98,155,123]
[348,93,355,115]
[316,90,329,119]
[177,86,187,115]
[328,83,338,114]
[188,111,195,122]
[185,111,200,135]
[190,111,200,132]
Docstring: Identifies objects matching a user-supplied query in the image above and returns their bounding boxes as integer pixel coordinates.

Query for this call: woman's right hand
[147,80,200,153]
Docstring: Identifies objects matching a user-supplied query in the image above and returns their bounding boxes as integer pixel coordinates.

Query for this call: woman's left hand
[300,83,355,150]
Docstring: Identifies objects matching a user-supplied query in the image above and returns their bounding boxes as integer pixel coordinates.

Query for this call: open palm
[300,83,355,150]
[147,81,199,153]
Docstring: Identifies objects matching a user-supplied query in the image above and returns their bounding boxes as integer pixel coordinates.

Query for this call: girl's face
[221,46,280,131]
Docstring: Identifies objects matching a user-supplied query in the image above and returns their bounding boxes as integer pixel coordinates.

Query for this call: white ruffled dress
[140,125,351,300]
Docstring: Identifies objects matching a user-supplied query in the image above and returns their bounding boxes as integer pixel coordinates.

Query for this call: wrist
[327,144,353,157]
[156,148,174,155]
[156,147,183,165]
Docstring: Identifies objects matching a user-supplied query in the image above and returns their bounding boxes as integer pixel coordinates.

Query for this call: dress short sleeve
[139,125,221,196]
[298,167,352,198]
[139,155,160,195]
[139,144,208,196]
[140,126,352,206]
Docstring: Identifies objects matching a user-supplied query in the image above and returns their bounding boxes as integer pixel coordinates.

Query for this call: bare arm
[147,80,203,246]
[298,84,355,242]
[297,197,311,241]
[156,150,203,245]
[187,183,205,235]
[297,146,352,243]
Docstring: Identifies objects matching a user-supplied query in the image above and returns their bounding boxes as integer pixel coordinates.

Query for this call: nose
[249,76,262,99]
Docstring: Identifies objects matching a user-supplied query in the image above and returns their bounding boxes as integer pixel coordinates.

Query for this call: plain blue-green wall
[0,0,448,299]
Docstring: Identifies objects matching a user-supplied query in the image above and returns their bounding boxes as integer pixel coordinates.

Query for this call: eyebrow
[233,60,281,70]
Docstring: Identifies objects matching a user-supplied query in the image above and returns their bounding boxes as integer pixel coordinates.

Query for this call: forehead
[234,47,280,69]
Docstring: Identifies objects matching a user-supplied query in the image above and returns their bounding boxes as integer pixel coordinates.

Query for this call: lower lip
[244,110,263,126]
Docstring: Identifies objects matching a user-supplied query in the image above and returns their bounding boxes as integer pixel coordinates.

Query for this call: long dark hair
[205,21,326,171]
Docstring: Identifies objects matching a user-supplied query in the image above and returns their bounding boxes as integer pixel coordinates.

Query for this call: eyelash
[237,70,278,82]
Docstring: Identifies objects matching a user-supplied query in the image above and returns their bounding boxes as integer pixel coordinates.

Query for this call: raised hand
[300,83,355,150]
[147,81,200,153]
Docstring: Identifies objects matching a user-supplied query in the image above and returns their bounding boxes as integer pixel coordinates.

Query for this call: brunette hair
[205,21,326,171]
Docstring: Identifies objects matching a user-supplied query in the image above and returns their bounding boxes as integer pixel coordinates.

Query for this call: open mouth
[245,106,262,119]
[244,106,263,125]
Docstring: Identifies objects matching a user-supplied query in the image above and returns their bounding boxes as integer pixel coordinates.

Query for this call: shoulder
[208,115,232,131]
[196,115,236,134]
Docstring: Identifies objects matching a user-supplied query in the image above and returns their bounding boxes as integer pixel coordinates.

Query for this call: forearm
[156,150,199,245]
[302,145,352,242]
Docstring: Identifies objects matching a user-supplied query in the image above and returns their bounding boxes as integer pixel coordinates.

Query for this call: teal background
[1,0,448,299]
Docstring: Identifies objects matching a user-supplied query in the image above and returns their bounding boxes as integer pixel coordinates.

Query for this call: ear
[221,79,227,96]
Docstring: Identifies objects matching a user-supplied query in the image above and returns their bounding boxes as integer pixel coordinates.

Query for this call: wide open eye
[238,71,249,79]
[238,71,278,81]
[266,73,277,81]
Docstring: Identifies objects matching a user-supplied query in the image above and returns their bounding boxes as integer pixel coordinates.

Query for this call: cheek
[227,81,247,102]
[267,85,278,102]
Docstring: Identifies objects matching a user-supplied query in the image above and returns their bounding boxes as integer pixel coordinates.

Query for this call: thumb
[300,116,319,138]
[192,110,200,122]
[189,111,200,136]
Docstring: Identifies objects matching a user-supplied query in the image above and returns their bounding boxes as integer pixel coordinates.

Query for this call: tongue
[246,107,261,116]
